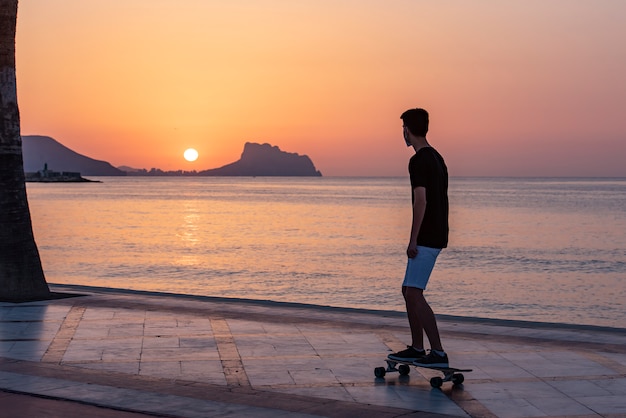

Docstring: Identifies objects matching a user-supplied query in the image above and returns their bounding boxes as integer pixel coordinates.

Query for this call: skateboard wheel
[452,373,464,385]
[398,364,411,376]
[374,367,386,378]
[430,376,443,388]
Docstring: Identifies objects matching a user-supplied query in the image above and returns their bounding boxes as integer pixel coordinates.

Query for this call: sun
[183,148,199,162]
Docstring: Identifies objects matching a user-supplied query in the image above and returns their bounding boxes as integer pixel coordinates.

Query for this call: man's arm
[407,186,427,258]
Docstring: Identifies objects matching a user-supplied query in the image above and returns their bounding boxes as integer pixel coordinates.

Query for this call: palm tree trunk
[0,1,50,301]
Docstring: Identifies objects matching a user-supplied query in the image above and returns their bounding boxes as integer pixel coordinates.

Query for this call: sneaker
[413,350,449,368]
[387,346,426,362]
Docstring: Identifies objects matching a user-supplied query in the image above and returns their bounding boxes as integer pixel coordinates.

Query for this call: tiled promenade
[1,284,625,418]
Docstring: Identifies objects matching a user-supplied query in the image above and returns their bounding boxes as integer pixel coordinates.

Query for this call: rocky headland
[198,142,321,177]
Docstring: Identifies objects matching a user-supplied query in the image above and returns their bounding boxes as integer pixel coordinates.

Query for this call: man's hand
[407,243,418,258]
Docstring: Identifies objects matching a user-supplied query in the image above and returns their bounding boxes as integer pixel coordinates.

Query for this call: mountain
[21,136,125,176]
[198,142,322,176]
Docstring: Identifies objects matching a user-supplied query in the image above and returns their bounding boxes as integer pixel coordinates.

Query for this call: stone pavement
[1,284,625,418]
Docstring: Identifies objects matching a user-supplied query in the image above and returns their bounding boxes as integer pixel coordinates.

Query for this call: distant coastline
[123,143,322,177]
[23,136,321,177]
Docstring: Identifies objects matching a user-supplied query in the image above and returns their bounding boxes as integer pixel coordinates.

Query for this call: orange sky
[15,1,626,176]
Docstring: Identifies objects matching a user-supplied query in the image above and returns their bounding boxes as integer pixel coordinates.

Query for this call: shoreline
[49,282,626,335]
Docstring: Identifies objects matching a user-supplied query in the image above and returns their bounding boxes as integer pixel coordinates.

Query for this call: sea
[25,177,626,330]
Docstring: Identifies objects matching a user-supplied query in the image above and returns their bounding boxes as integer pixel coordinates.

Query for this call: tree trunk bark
[0,1,50,301]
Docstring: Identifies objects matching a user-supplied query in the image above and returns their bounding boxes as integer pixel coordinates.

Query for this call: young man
[388,108,450,367]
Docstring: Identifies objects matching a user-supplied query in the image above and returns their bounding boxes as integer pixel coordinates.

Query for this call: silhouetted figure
[388,108,450,368]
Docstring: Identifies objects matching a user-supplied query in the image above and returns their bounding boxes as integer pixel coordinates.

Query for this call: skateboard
[374,359,472,388]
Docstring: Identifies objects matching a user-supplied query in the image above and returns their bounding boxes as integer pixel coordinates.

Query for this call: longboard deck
[375,358,472,388]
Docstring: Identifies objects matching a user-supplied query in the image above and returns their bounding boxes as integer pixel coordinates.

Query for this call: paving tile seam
[41,305,86,364]
[209,317,251,388]
[542,374,626,383]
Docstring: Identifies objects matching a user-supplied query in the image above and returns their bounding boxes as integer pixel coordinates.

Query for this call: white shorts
[402,246,441,290]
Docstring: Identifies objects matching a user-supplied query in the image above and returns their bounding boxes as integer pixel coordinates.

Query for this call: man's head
[401,108,429,138]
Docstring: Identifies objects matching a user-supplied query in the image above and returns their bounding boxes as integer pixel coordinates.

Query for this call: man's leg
[403,286,424,349]
[387,286,428,362]
[392,246,445,364]
[404,286,443,352]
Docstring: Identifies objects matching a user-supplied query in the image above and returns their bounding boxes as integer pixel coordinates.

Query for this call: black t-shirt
[408,147,449,249]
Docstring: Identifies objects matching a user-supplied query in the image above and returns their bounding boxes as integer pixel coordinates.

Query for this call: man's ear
[404,126,411,146]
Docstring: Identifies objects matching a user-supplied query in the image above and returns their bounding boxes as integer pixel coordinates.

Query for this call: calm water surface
[26,177,626,329]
